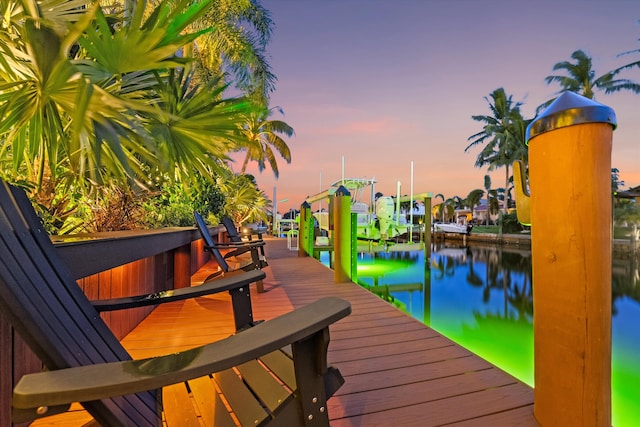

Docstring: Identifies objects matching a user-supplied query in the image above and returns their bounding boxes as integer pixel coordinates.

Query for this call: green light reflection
[353,243,639,426]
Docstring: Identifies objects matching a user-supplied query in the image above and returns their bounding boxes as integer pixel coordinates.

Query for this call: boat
[308,178,414,241]
[433,222,472,235]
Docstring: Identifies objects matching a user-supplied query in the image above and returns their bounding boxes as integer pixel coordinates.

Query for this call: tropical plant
[0,0,258,231]
[139,67,251,185]
[142,170,226,228]
[84,184,146,232]
[191,0,276,103]
[218,172,270,225]
[436,198,456,223]
[500,212,524,234]
[434,193,445,222]
[487,189,501,221]
[399,199,419,214]
[483,175,492,226]
[611,167,625,195]
[451,195,465,210]
[237,105,294,178]
[613,201,640,227]
[465,188,485,219]
[189,1,294,179]
[1,0,225,186]
[465,88,529,215]
[612,24,640,76]
[612,168,639,226]
[544,49,640,101]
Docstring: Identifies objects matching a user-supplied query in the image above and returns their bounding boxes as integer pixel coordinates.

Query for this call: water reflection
[613,255,640,314]
[354,242,640,427]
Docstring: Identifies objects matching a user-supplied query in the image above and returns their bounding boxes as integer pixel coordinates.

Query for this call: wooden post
[333,186,352,283]
[423,196,432,257]
[298,202,311,257]
[350,213,358,282]
[527,92,615,426]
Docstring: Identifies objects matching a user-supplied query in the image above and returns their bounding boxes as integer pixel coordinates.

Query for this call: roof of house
[617,184,640,198]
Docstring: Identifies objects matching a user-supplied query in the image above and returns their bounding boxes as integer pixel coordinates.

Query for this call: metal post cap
[334,185,351,197]
[526,91,617,144]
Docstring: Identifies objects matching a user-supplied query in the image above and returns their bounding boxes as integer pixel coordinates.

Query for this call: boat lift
[300,180,433,284]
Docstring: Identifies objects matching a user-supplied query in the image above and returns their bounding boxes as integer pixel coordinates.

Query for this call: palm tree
[544,49,640,101]
[449,195,465,223]
[612,28,640,76]
[192,0,276,103]
[452,195,465,210]
[441,198,456,223]
[218,173,269,225]
[465,88,529,214]
[487,189,501,223]
[465,189,485,222]
[237,106,294,178]
[142,68,252,184]
[434,193,445,222]
[483,175,492,226]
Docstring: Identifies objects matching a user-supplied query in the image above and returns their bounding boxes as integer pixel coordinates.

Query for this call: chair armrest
[91,270,265,312]
[240,229,264,240]
[208,240,265,249]
[207,240,266,263]
[13,297,351,411]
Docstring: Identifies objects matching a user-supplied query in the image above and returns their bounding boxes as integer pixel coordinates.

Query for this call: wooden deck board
[327,369,520,418]
[329,383,534,427]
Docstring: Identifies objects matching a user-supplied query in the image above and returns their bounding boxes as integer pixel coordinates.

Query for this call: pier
[32,236,538,426]
[251,238,538,425]
[37,236,538,426]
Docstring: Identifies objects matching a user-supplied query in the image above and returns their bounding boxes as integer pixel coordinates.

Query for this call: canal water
[345,242,639,427]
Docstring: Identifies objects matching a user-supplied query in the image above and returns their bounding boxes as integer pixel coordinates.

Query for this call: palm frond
[77,0,212,75]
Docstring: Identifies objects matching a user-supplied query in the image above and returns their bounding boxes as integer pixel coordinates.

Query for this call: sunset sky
[234,1,640,212]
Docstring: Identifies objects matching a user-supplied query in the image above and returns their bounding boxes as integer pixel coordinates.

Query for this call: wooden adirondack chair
[221,215,265,242]
[220,215,267,259]
[194,211,268,292]
[0,180,351,426]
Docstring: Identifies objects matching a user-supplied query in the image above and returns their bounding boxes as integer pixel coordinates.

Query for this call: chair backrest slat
[222,216,243,242]
[0,182,160,426]
[5,184,129,365]
[194,211,230,272]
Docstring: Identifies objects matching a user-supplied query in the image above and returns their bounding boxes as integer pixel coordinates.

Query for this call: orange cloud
[334,117,396,134]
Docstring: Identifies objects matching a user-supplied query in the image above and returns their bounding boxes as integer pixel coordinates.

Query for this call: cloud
[332,117,398,135]
[302,114,418,138]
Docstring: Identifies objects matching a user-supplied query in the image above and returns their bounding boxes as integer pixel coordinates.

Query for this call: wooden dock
[33,237,539,426]
[252,238,538,426]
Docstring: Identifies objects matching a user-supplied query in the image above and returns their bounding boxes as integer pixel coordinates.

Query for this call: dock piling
[333,185,352,283]
[298,202,312,257]
[525,92,615,426]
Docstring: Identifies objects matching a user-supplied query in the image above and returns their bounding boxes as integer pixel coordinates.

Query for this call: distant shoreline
[434,231,638,258]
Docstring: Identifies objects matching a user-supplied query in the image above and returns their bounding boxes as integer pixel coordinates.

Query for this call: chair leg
[292,329,331,426]
[256,279,264,293]
[228,287,254,331]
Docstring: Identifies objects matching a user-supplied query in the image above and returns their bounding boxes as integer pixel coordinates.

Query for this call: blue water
[336,243,640,426]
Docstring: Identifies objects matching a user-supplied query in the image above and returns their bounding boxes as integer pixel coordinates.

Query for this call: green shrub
[500,212,525,234]
[142,177,226,228]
